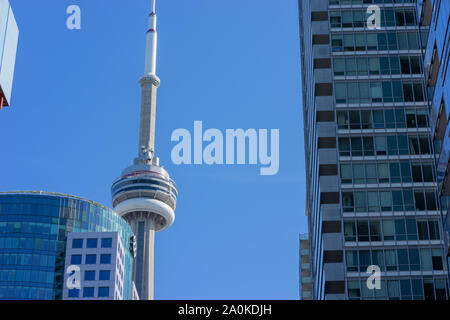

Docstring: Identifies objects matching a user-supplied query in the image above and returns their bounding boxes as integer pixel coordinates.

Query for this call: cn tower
[111,0,178,300]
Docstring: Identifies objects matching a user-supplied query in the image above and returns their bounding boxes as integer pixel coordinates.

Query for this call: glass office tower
[299,0,449,299]
[0,0,18,110]
[417,0,450,284]
[0,192,134,300]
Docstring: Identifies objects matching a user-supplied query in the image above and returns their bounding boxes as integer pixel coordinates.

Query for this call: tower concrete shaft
[138,76,159,162]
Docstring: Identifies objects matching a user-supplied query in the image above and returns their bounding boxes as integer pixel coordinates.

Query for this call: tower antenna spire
[145,0,158,77]
[138,0,160,162]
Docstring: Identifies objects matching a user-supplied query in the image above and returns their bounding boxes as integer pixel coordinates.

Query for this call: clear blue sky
[1,0,307,299]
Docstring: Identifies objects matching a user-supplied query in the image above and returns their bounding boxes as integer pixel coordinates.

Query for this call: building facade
[0,0,18,110]
[0,192,134,300]
[417,0,450,282]
[299,0,449,299]
[299,233,312,300]
[63,232,128,300]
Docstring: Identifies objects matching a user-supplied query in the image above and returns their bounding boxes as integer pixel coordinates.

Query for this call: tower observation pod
[111,0,178,300]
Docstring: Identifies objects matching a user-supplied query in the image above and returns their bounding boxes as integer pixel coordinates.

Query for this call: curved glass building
[0,191,134,300]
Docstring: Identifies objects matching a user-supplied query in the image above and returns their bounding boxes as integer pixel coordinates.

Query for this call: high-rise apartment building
[0,0,18,110]
[417,0,450,283]
[299,0,449,300]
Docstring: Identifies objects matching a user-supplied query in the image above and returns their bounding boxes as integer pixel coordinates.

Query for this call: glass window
[400,161,412,182]
[390,56,400,74]
[70,255,82,265]
[373,110,384,128]
[397,249,409,271]
[335,83,347,103]
[393,81,403,102]
[349,110,361,129]
[432,249,444,271]
[403,83,413,102]
[369,57,380,75]
[407,32,419,50]
[100,254,111,264]
[412,163,423,182]
[367,191,379,212]
[337,111,349,129]
[68,289,80,298]
[385,250,397,271]
[359,250,371,270]
[413,83,424,101]
[367,33,378,50]
[398,33,408,50]
[389,163,401,183]
[382,220,395,241]
[348,82,359,103]
[370,221,381,241]
[395,220,406,240]
[388,280,400,299]
[380,57,390,75]
[417,220,429,240]
[351,137,363,156]
[363,137,375,156]
[410,56,421,73]
[341,164,352,183]
[344,34,354,51]
[361,110,372,128]
[98,287,110,298]
[346,250,359,271]
[429,220,440,240]
[375,136,387,155]
[85,254,96,265]
[387,136,398,155]
[378,163,389,183]
[392,191,403,211]
[403,190,415,211]
[359,83,371,103]
[84,270,95,281]
[353,164,365,183]
[371,82,383,102]
[348,280,361,300]
[99,270,111,281]
[406,219,418,240]
[344,220,356,241]
[384,109,395,128]
[400,56,411,74]
[380,191,392,211]
[355,192,367,212]
[357,221,370,241]
[86,238,97,249]
[101,238,113,248]
[357,58,368,75]
[83,287,95,298]
[72,239,83,249]
[355,34,366,51]
[420,248,432,271]
[366,164,377,183]
[425,191,437,211]
[334,58,345,76]
[339,138,350,156]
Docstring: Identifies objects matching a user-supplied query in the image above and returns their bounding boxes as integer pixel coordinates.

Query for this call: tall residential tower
[299,0,449,300]
[110,0,178,300]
